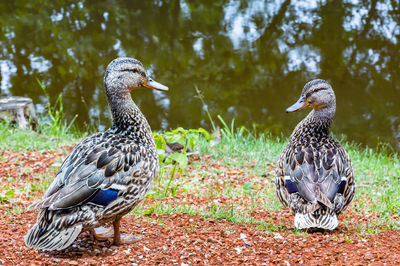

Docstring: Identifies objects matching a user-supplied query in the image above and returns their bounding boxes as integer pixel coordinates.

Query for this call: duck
[275,79,355,230]
[24,57,168,251]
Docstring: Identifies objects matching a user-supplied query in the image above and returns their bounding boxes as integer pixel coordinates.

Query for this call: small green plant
[163,127,212,151]
[153,132,167,162]
[153,128,212,160]
[163,152,189,197]
[0,188,15,203]
[243,182,253,196]
[153,128,213,198]
[217,115,246,139]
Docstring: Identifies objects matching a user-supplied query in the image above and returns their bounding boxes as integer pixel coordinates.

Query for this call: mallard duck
[24,57,168,251]
[275,79,355,230]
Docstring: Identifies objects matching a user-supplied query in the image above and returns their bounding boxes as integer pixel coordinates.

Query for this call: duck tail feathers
[294,212,338,230]
[24,222,82,251]
[315,186,334,209]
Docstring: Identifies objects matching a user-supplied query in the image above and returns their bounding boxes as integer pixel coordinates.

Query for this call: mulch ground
[0,149,399,265]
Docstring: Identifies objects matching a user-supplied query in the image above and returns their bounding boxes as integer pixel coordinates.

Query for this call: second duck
[275,79,355,230]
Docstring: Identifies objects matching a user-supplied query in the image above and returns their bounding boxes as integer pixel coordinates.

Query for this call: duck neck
[107,93,153,142]
[292,105,335,139]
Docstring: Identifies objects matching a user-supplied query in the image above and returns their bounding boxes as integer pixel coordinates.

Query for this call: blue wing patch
[285,179,298,194]
[90,188,119,206]
[337,179,346,194]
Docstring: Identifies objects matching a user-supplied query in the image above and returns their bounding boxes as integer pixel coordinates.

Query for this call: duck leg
[112,217,142,245]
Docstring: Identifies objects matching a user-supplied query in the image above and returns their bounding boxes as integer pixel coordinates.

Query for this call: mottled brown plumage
[25,57,168,251]
[275,79,355,230]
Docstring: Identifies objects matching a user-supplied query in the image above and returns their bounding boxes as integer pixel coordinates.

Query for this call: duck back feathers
[25,118,158,250]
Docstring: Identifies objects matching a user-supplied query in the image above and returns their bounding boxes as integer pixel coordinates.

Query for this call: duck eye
[306,88,323,98]
[120,68,138,73]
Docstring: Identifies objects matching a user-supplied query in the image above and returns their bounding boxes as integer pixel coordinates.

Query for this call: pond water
[0,0,399,151]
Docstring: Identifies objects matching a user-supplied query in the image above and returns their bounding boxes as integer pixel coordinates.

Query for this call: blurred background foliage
[0,0,399,151]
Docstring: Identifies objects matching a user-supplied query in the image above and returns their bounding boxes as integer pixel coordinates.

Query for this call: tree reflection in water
[0,0,399,150]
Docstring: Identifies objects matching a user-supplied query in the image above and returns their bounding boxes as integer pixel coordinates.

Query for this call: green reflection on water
[0,0,399,151]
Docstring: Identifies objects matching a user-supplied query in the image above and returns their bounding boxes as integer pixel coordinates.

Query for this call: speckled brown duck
[24,57,168,251]
[275,79,355,230]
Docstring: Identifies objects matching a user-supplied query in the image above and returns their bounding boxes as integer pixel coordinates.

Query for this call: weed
[36,78,79,138]
[0,189,15,203]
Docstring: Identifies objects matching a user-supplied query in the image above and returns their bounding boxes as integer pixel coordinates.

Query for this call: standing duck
[275,79,355,230]
[24,57,168,251]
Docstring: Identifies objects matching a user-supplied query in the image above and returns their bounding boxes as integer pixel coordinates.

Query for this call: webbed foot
[115,233,142,245]
[112,218,142,246]
[91,226,114,240]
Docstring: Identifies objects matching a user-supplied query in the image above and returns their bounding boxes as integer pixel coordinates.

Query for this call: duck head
[104,57,168,100]
[286,79,335,113]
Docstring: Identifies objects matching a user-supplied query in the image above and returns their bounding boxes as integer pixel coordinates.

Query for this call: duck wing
[28,131,155,210]
[278,139,354,210]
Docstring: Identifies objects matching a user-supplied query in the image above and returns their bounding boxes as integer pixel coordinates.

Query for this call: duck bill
[286,96,307,113]
[144,78,169,91]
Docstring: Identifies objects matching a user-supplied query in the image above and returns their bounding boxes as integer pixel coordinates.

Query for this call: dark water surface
[0,0,399,151]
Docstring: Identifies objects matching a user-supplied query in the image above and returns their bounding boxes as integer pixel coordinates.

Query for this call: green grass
[198,130,285,174]
[339,141,400,222]
[0,122,81,151]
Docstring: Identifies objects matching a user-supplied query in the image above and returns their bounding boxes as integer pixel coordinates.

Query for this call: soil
[0,148,399,265]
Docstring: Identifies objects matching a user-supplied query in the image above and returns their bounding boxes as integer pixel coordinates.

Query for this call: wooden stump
[0,96,38,130]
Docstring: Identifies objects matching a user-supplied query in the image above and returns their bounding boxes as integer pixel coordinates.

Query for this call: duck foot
[91,226,114,240]
[112,217,142,245]
[115,233,142,245]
